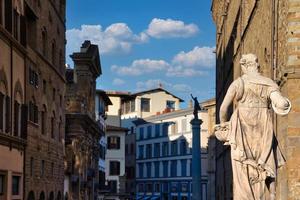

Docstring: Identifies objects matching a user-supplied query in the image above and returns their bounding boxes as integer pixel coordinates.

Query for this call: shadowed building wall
[211,0,300,199]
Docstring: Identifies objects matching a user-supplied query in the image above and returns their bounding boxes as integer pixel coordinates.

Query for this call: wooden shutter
[5,96,10,133]
[0,93,3,130]
[13,101,19,136]
[20,15,26,46]
[21,104,28,139]
[4,0,12,32]
[117,137,120,149]
[107,137,111,149]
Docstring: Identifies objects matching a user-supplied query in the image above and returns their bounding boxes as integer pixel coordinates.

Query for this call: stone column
[190,118,203,200]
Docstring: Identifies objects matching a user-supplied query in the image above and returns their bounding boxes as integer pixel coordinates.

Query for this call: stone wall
[211,0,300,199]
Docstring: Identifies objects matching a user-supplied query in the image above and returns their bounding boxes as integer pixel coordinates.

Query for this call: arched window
[42,27,47,57]
[13,91,22,137]
[49,191,54,200]
[39,191,45,200]
[51,112,55,139]
[41,105,46,135]
[51,40,56,65]
[29,98,38,124]
[0,80,7,132]
[58,117,62,142]
[56,191,62,200]
[27,191,35,200]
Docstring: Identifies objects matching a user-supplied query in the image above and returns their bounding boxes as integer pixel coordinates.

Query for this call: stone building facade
[23,0,66,199]
[64,41,103,200]
[211,0,300,199]
[0,0,66,200]
[0,0,27,199]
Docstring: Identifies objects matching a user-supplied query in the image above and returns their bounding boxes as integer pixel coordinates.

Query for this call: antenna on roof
[158,82,163,88]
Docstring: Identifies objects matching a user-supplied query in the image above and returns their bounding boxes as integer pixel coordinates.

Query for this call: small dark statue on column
[191,94,201,119]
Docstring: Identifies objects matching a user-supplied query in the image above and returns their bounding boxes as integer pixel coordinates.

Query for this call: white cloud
[112,78,125,86]
[172,46,215,68]
[111,59,170,76]
[146,18,199,39]
[66,24,148,55]
[167,66,205,77]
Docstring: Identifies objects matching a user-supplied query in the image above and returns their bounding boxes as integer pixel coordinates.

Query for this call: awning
[136,196,143,200]
[144,196,151,200]
[151,196,160,200]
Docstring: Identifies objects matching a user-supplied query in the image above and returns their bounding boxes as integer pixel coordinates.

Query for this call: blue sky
[66,0,216,106]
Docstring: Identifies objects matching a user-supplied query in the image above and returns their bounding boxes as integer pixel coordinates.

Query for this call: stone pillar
[190,118,203,200]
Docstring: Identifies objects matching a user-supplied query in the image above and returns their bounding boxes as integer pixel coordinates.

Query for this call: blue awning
[144,196,151,200]
[151,196,159,200]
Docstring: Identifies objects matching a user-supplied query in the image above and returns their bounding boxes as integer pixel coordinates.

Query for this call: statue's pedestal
[190,118,203,200]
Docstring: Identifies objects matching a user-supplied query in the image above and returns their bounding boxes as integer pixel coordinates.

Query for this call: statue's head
[240,54,260,74]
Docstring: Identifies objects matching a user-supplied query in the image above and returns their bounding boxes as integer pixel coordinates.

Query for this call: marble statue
[215,54,291,200]
[191,94,201,119]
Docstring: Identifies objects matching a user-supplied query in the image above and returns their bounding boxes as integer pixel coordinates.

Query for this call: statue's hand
[276,98,290,110]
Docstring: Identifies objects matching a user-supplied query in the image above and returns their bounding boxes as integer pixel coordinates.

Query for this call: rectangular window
[166,100,175,110]
[154,161,159,177]
[181,182,188,192]
[138,183,144,192]
[146,144,152,158]
[109,161,120,175]
[12,176,20,195]
[138,145,144,159]
[162,123,168,136]
[5,0,12,32]
[139,127,144,140]
[5,96,10,133]
[181,159,187,176]
[141,98,150,112]
[29,68,39,88]
[138,163,143,178]
[171,160,177,177]
[171,141,178,156]
[154,183,160,192]
[180,139,187,155]
[41,160,45,177]
[163,161,168,177]
[13,9,20,40]
[155,124,160,137]
[162,142,169,156]
[130,99,135,112]
[154,143,160,157]
[147,125,152,138]
[171,182,178,193]
[146,183,153,193]
[0,174,4,195]
[41,111,45,135]
[107,136,120,149]
[125,101,130,114]
[146,162,151,178]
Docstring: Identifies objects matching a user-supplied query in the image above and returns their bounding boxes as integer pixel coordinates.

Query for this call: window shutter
[4,0,12,32]
[20,15,26,46]
[107,137,111,149]
[34,105,38,123]
[13,101,19,136]
[5,96,10,133]
[21,104,28,139]
[117,162,120,175]
[117,137,120,149]
[0,93,3,130]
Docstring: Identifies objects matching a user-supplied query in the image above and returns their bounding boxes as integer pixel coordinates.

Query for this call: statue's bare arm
[219,83,237,123]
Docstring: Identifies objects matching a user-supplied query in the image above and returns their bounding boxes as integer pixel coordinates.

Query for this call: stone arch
[0,68,8,95]
[13,80,23,103]
[49,191,54,200]
[39,191,45,200]
[56,191,62,200]
[27,191,35,200]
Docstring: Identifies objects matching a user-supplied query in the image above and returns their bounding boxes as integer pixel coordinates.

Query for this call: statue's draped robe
[226,74,286,200]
